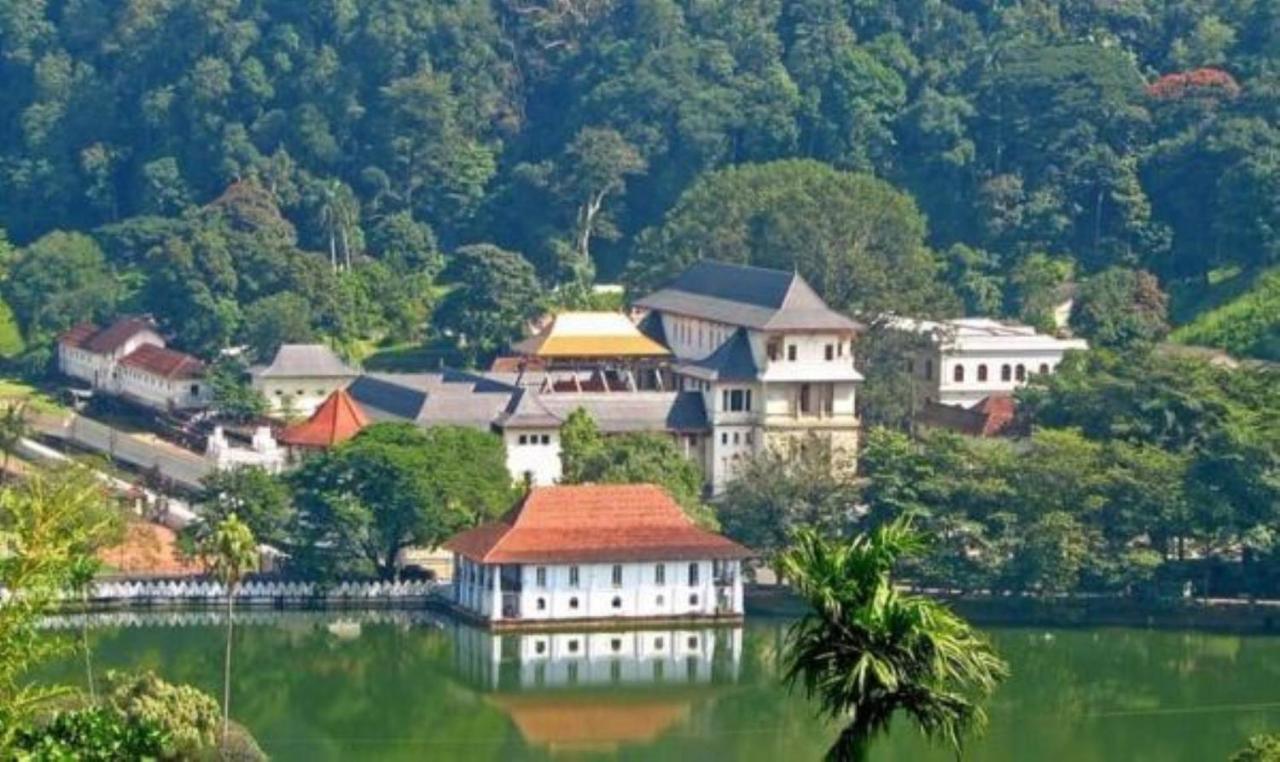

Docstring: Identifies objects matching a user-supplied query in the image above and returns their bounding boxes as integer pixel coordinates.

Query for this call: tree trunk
[223,587,234,750]
[329,232,338,273]
[81,587,95,702]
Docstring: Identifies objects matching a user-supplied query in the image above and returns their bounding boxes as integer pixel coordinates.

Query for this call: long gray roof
[347,371,709,434]
[634,260,863,332]
[347,370,518,429]
[254,344,357,379]
[499,389,709,433]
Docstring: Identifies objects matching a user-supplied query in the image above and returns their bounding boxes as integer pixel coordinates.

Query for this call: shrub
[105,671,220,759]
[14,706,167,759]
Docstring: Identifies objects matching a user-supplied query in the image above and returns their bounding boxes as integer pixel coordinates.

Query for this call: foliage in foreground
[0,466,123,748]
[1230,734,1280,762]
[776,522,1007,761]
[14,706,167,760]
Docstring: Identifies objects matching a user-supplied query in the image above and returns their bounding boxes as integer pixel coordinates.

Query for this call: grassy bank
[746,586,1280,634]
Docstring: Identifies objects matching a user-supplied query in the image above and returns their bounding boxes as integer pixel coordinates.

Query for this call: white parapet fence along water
[33,579,444,609]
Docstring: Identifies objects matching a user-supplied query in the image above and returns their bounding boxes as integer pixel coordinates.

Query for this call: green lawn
[0,377,68,415]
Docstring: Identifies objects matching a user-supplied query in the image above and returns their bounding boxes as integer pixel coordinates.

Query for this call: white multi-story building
[250,344,359,418]
[445,484,749,627]
[57,317,211,411]
[892,317,1089,408]
[634,261,864,491]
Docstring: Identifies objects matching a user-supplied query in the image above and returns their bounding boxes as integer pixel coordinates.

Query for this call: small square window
[611,638,622,652]
[689,594,699,606]
[688,636,699,648]
[612,596,622,609]
[518,435,528,445]
[540,434,550,445]
[568,639,579,652]
[536,597,546,611]
[569,597,579,610]
[787,345,797,361]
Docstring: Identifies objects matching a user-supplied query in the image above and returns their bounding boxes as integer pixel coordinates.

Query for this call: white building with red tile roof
[445,484,749,626]
[57,317,210,411]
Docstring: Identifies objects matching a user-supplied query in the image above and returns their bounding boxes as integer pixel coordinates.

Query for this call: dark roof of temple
[633,260,862,332]
[676,328,759,382]
[498,389,709,433]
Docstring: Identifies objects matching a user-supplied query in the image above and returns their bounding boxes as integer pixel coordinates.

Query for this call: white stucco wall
[456,558,743,622]
[914,346,1079,408]
[116,365,212,410]
[504,428,562,486]
[254,377,352,418]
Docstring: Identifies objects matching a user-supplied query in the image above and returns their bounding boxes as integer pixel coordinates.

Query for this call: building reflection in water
[451,623,744,753]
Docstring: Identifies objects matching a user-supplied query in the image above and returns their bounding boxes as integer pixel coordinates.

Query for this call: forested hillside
[1,0,1277,365]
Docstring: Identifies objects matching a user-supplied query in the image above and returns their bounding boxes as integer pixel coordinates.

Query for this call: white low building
[250,344,359,418]
[57,317,211,411]
[445,484,750,626]
[893,317,1088,408]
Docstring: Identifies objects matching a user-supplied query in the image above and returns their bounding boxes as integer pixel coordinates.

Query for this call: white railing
[48,579,442,607]
[40,608,450,631]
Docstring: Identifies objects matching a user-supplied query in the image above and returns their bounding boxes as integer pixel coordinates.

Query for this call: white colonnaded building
[444,484,750,627]
[893,317,1088,409]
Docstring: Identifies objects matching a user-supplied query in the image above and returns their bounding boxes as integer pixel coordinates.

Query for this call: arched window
[953,364,965,383]
[1039,363,1050,375]
[977,364,989,382]
[1001,364,1012,382]
[1015,364,1026,381]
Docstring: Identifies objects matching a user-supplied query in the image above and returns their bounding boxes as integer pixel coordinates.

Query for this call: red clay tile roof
[917,394,1018,437]
[82,317,160,354]
[446,484,751,564]
[58,322,100,348]
[118,344,205,379]
[278,388,369,448]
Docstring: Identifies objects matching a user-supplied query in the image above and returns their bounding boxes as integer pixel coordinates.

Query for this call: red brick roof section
[445,484,752,564]
[118,344,205,380]
[278,388,369,448]
[974,394,1017,436]
[58,322,100,348]
[82,316,159,354]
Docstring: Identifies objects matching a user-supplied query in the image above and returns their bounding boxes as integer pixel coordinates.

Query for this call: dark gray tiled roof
[347,371,519,429]
[634,260,863,332]
[255,344,357,378]
[498,390,709,433]
[676,328,759,382]
[348,370,710,434]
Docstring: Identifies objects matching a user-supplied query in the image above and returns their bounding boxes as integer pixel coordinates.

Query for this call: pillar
[490,564,502,621]
[732,560,744,614]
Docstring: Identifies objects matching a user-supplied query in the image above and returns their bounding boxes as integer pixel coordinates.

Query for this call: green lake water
[43,611,1280,761]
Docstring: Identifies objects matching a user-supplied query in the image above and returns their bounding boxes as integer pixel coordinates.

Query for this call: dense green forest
[0,0,1277,367]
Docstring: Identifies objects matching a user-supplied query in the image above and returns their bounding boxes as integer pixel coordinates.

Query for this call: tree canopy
[287,423,516,579]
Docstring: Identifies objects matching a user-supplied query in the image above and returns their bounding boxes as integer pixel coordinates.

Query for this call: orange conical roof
[278,388,369,448]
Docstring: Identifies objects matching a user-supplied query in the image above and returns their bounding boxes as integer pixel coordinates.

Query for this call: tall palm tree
[775,520,1008,762]
[0,403,28,483]
[202,514,258,750]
